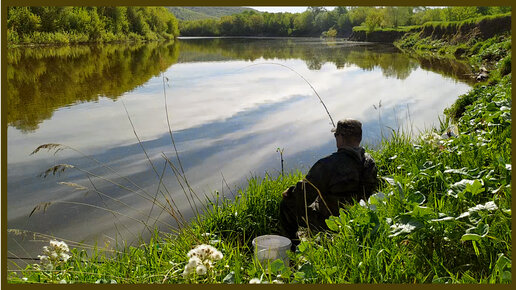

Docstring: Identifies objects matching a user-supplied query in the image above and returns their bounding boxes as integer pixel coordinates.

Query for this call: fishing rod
[164,61,336,128]
[236,62,336,128]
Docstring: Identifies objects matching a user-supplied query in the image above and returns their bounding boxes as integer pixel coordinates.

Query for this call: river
[7,37,473,261]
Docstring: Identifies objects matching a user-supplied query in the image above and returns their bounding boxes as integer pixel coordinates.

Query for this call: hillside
[167,6,256,21]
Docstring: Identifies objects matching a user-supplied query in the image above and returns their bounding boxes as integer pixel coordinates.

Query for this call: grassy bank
[394,14,511,72]
[8,31,511,284]
[349,13,511,44]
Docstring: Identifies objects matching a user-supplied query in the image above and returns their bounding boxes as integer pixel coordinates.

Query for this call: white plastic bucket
[252,235,291,268]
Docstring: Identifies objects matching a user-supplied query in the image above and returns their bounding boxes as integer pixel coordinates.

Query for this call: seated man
[279,118,378,243]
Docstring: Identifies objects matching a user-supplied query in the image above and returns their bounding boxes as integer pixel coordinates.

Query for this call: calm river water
[7,37,473,259]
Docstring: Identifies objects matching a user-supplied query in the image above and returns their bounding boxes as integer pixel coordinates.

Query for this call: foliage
[179,6,510,37]
[167,6,256,21]
[364,9,386,32]
[321,27,337,38]
[7,6,179,45]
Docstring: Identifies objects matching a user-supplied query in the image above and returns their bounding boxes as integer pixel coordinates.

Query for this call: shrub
[7,29,20,44]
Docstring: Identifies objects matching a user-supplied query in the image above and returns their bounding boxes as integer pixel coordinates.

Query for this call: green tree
[7,7,41,34]
[248,14,264,35]
[60,7,91,33]
[293,11,314,35]
[219,16,234,36]
[383,6,413,28]
[364,9,385,32]
[411,7,444,25]
[314,11,335,33]
[31,7,63,32]
[86,7,105,41]
[336,13,353,36]
[348,6,371,26]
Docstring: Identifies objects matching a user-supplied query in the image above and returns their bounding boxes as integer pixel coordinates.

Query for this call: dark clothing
[279,146,378,241]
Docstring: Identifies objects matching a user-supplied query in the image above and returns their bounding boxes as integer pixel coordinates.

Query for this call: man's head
[331,118,362,148]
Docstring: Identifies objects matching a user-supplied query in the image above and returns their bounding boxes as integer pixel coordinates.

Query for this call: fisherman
[279,118,378,246]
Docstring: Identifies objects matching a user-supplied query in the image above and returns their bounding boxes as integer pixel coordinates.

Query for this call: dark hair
[335,119,362,144]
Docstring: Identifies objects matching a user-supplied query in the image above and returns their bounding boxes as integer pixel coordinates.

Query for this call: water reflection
[7,38,475,133]
[7,38,472,260]
[7,41,179,132]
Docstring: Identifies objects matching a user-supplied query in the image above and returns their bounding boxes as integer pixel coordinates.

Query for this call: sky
[248,6,336,13]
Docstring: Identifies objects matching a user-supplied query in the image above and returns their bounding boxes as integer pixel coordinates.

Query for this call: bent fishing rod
[236,62,336,128]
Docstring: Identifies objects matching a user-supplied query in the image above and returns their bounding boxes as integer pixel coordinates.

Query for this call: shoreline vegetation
[6,7,179,46]
[7,6,512,284]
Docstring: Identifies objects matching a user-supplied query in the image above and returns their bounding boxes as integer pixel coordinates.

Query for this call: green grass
[8,29,512,284]
[352,25,420,33]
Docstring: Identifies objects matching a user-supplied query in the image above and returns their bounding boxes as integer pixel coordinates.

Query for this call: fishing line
[163,61,336,128]
[236,62,336,128]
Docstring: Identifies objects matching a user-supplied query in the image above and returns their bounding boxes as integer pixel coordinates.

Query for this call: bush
[7,29,20,44]
[321,27,338,38]
[67,32,89,43]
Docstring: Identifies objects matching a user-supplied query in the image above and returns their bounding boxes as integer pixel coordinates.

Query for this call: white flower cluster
[182,244,223,278]
[38,240,70,269]
[249,277,283,284]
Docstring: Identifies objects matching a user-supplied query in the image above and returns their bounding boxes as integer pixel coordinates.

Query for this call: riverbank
[8,27,511,284]
[348,13,511,43]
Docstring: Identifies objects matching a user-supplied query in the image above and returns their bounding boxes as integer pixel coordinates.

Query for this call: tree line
[7,6,180,45]
[6,6,511,44]
[179,6,511,37]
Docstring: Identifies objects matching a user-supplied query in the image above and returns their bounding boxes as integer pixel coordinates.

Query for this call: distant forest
[179,6,512,37]
[167,7,256,21]
[6,6,179,45]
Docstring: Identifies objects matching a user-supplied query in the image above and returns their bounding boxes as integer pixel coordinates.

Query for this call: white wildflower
[272,279,284,284]
[182,267,192,278]
[38,255,49,262]
[249,278,261,284]
[59,279,67,284]
[211,250,223,261]
[22,277,28,282]
[38,239,71,269]
[196,264,207,276]
[188,256,202,267]
[61,253,71,262]
[183,244,223,278]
